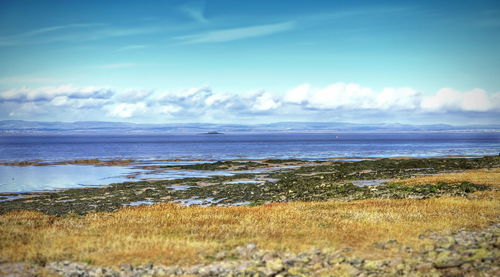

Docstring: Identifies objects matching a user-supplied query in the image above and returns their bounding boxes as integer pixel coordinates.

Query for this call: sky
[0,0,499,125]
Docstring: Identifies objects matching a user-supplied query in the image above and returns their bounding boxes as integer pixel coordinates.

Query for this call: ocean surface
[0,132,499,193]
[1,132,499,162]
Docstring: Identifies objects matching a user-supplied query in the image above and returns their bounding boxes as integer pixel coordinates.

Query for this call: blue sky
[0,0,499,124]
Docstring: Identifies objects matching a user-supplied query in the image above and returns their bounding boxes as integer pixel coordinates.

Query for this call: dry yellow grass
[1,195,498,267]
[393,168,500,187]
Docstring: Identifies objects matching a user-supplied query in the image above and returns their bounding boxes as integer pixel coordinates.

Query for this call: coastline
[0,155,499,276]
[1,155,498,213]
[0,153,483,167]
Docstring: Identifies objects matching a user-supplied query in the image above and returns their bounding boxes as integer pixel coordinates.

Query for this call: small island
[206,131,223,134]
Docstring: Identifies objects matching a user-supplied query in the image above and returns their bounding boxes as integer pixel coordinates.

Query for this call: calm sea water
[0,132,498,193]
[1,132,499,162]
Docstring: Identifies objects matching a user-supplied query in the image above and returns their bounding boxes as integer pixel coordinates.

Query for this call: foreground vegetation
[0,194,497,261]
[0,156,499,275]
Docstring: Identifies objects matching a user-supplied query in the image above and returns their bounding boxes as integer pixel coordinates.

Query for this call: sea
[0,132,499,193]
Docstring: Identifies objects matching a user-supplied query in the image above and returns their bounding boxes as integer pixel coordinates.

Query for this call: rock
[348,258,364,266]
[152,266,169,276]
[197,267,210,276]
[329,256,345,265]
[437,237,455,249]
[214,251,227,260]
[466,248,491,261]
[286,266,309,276]
[119,264,133,271]
[331,263,360,276]
[388,257,403,267]
[362,260,380,271]
[261,253,275,263]
[266,258,284,273]
[235,243,258,258]
[415,262,433,272]
[460,262,472,271]
[434,251,466,269]
[4,224,500,277]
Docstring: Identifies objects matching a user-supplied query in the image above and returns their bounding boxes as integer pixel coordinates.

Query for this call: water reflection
[352,180,387,187]
[0,195,24,202]
[0,165,131,193]
[0,163,273,193]
[124,200,155,206]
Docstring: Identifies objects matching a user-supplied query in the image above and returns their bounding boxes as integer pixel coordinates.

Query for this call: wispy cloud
[179,0,208,23]
[91,26,161,38]
[476,18,500,28]
[97,63,137,69]
[0,24,161,46]
[117,44,151,51]
[0,23,103,46]
[175,21,295,44]
[18,23,105,37]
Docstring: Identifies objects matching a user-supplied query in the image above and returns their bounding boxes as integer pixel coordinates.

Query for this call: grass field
[0,198,497,268]
[0,168,498,270]
[393,168,500,186]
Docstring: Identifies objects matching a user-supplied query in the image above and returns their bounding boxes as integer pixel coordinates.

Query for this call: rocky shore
[1,224,498,276]
[1,156,498,216]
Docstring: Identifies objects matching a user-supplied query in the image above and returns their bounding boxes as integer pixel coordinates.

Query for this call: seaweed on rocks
[0,155,498,216]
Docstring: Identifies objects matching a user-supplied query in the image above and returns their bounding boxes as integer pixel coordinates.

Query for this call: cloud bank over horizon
[1,83,499,125]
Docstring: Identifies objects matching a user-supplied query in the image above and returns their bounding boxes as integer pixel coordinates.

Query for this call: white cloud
[1,83,499,123]
[0,85,114,102]
[179,86,212,101]
[421,88,499,112]
[156,86,213,110]
[492,92,500,109]
[106,102,182,119]
[421,88,462,111]
[50,96,110,108]
[50,96,69,106]
[308,83,374,109]
[158,105,182,115]
[114,89,154,102]
[248,90,281,111]
[462,89,494,111]
[284,83,499,113]
[108,102,147,118]
[375,87,420,110]
[284,83,310,104]
[205,93,234,107]
[175,21,295,44]
[287,83,418,111]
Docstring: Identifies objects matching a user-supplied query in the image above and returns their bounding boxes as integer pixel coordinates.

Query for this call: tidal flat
[0,156,498,215]
[0,156,499,276]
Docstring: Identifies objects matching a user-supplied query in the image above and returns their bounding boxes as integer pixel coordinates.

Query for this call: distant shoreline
[2,130,500,136]
[1,120,499,135]
[0,154,483,167]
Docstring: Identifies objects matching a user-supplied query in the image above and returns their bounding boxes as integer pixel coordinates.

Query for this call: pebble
[0,224,498,276]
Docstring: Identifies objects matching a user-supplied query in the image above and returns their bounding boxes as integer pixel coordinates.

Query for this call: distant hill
[0,120,499,135]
